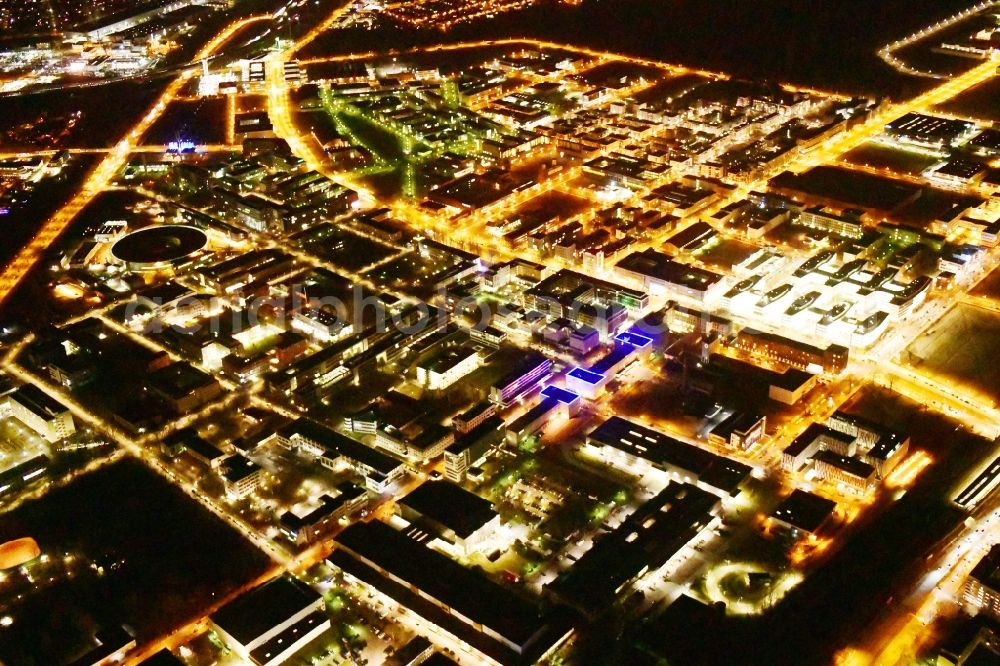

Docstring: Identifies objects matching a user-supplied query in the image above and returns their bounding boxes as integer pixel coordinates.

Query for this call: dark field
[906,303,1000,404]
[971,265,1000,300]
[0,459,270,665]
[0,80,166,150]
[299,0,972,97]
[841,142,940,176]
[143,98,229,147]
[771,166,922,211]
[0,154,100,266]
[934,76,1000,123]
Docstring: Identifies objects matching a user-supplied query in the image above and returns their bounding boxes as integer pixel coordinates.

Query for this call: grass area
[516,190,592,220]
[0,459,270,664]
[693,237,758,270]
[904,303,1000,404]
[365,249,468,299]
[840,141,940,176]
[892,189,982,231]
[934,70,1000,122]
[608,368,704,439]
[335,112,409,164]
[295,224,399,273]
[971,265,1000,300]
[771,166,921,211]
[893,40,981,79]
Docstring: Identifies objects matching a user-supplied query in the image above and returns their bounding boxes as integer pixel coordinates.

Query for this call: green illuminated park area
[318,82,510,197]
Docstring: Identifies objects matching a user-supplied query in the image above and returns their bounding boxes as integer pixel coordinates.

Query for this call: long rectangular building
[444,415,505,482]
[732,330,849,374]
[616,249,725,303]
[489,352,552,406]
[963,544,1000,621]
[273,418,406,492]
[583,416,751,496]
[211,576,330,666]
[825,410,909,477]
[1,384,75,443]
[329,520,574,665]
[547,481,719,614]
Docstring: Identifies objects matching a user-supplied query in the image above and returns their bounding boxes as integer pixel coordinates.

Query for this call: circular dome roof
[0,537,40,570]
[111,225,207,269]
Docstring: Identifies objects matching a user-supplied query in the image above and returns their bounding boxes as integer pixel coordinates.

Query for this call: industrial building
[271,418,407,492]
[329,520,574,666]
[583,416,751,497]
[211,576,331,666]
[547,481,720,614]
[396,480,502,556]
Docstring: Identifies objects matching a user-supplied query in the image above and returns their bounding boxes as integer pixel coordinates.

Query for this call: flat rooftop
[331,520,570,664]
[447,415,505,456]
[710,411,763,440]
[147,363,217,399]
[568,367,605,385]
[616,249,723,292]
[492,351,550,391]
[970,543,1000,590]
[281,418,404,476]
[771,489,837,533]
[399,481,497,539]
[548,482,718,611]
[784,423,839,458]
[7,384,69,421]
[539,385,579,405]
[211,576,321,647]
[587,417,750,493]
[814,449,876,479]
[886,113,974,144]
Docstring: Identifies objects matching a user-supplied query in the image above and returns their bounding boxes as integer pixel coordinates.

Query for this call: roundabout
[702,561,803,615]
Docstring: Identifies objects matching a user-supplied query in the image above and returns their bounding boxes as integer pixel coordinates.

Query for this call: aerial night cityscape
[2,1,1000,665]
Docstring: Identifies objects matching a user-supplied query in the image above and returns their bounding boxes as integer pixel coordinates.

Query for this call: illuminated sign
[167,140,197,153]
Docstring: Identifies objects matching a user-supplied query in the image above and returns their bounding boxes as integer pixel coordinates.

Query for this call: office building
[505,385,581,445]
[548,482,720,615]
[415,347,481,390]
[825,411,910,477]
[272,418,407,492]
[444,416,504,482]
[68,626,136,666]
[707,412,766,451]
[798,207,865,239]
[732,330,848,374]
[616,249,725,303]
[222,455,264,499]
[146,362,223,414]
[489,352,552,406]
[583,416,751,496]
[813,449,877,493]
[769,489,837,536]
[280,483,367,545]
[963,544,1000,621]
[452,401,497,434]
[1,384,75,443]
